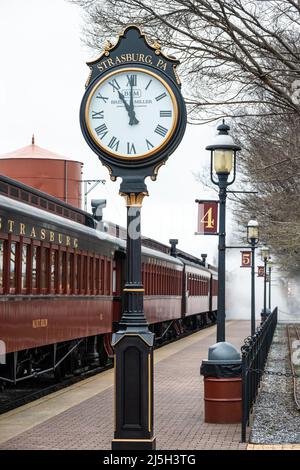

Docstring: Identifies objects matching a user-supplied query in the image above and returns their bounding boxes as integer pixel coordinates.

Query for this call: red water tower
[0,136,83,208]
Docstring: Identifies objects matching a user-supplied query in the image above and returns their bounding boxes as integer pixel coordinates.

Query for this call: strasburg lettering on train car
[0,216,78,248]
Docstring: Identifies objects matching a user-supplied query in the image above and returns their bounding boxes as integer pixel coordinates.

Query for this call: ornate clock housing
[80,25,187,181]
[84,67,178,160]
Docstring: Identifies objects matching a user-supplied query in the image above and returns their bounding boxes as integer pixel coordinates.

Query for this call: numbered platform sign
[241,251,251,267]
[257,266,265,277]
[197,200,218,234]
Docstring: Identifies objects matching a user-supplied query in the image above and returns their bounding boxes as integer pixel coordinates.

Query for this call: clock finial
[32,134,35,145]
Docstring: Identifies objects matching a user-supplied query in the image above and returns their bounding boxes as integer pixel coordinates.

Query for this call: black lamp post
[247,219,259,336]
[267,257,273,310]
[260,245,270,320]
[206,121,241,342]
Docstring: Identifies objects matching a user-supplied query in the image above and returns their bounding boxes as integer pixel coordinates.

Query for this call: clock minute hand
[128,81,139,126]
[118,90,131,114]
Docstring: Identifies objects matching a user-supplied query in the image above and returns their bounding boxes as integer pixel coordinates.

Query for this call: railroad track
[0,322,214,415]
[286,324,300,410]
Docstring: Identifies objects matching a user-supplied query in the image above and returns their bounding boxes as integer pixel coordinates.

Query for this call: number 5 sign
[196,200,218,234]
[241,251,251,267]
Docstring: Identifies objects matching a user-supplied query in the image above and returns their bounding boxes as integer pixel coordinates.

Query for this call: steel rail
[287,325,300,410]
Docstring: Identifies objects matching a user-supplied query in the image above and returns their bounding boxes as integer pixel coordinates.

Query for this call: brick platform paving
[0,321,249,450]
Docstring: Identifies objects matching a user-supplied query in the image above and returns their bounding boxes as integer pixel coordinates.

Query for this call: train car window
[40,199,47,208]
[83,256,88,294]
[21,245,27,289]
[61,251,67,294]
[9,242,16,291]
[50,250,57,292]
[32,246,38,290]
[0,240,3,290]
[21,191,29,201]
[66,252,71,293]
[48,202,55,211]
[95,258,100,294]
[56,206,63,215]
[165,267,168,295]
[10,187,19,198]
[100,258,105,295]
[106,259,111,295]
[70,253,74,294]
[58,251,63,293]
[31,195,38,205]
[40,247,49,292]
[89,257,94,294]
[0,182,8,194]
[112,266,116,294]
[76,255,81,293]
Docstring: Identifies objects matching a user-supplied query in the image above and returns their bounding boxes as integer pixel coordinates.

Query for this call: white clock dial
[85,68,178,159]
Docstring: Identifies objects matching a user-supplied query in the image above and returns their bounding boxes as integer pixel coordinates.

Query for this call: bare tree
[71,0,300,274]
[71,0,300,123]
[229,113,300,274]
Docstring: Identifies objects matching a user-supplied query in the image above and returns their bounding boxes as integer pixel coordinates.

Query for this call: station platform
[0,321,250,450]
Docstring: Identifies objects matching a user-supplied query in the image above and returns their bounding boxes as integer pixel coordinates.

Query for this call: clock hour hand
[128,80,139,126]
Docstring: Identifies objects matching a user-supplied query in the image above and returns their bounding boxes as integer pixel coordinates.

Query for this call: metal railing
[241,307,278,442]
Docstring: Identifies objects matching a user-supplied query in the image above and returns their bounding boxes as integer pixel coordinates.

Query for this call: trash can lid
[207,341,241,362]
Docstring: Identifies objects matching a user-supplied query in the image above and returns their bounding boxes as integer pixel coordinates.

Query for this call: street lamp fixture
[260,245,270,261]
[247,219,259,245]
[260,245,270,321]
[247,219,259,336]
[206,120,241,342]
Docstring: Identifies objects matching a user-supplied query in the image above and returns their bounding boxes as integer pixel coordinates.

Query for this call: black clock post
[113,180,154,450]
[80,25,186,450]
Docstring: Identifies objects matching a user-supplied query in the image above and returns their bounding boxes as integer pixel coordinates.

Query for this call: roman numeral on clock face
[126,75,137,87]
[96,93,108,103]
[127,142,136,154]
[145,79,152,90]
[108,79,121,92]
[155,124,168,137]
[95,123,108,139]
[146,139,154,150]
[160,110,172,117]
[155,92,167,101]
[108,136,120,151]
[92,110,104,119]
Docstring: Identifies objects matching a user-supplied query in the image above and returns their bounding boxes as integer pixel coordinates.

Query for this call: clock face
[85,67,178,159]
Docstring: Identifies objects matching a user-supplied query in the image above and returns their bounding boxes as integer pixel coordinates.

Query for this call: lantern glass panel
[213,149,233,174]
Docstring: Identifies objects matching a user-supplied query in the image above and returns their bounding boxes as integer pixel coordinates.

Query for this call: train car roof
[0,194,183,266]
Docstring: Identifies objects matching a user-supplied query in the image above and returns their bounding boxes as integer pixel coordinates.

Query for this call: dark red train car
[0,175,217,384]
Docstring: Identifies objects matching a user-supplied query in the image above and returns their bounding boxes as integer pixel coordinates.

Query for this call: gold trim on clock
[85,67,179,160]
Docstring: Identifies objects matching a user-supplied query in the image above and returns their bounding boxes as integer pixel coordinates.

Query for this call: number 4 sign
[196,200,218,234]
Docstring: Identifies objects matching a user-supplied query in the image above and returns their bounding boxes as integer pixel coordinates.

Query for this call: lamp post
[247,219,259,336]
[267,257,273,310]
[260,245,270,320]
[206,120,241,342]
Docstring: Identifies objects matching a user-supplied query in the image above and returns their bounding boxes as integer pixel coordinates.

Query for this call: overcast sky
[0,0,220,261]
[0,0,287,319]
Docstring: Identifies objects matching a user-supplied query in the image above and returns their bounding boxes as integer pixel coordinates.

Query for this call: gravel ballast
[250,324,300,444]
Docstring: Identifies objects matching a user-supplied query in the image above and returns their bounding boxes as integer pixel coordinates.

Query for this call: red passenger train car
[0,175,217,385]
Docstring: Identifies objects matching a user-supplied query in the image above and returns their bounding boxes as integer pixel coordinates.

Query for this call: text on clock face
[86,69,177,158]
